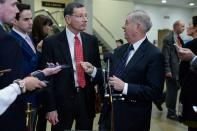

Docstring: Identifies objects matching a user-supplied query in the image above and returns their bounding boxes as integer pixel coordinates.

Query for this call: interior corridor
[46,104,187,131]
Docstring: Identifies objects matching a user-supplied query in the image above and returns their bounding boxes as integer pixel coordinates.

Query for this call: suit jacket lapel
[80,32,89,61]
[123,39,147,74]
[57,30,72,65]
[10,30,36,56]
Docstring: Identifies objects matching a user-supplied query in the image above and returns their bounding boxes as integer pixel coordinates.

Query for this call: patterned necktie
[114,45,134,77]
[25,36,36,53]
[177,35,184,47]
[74,35,86,88]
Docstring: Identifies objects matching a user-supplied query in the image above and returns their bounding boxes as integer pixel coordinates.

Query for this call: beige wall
[33,0,72,26]
[93,0,134,49]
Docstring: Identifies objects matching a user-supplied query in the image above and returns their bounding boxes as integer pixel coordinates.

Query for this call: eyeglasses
[70,14,88,19]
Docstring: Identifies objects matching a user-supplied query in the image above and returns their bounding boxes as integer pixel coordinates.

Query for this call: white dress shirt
[0,83,21,115]
[122,36,146,95]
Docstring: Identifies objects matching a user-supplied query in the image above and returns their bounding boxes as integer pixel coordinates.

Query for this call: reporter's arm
[0,83,21,115]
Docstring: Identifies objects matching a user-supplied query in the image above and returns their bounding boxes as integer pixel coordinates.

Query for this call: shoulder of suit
[80,32,97,39]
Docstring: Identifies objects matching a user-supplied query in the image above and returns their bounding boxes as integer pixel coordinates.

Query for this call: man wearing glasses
[41,2,102,131]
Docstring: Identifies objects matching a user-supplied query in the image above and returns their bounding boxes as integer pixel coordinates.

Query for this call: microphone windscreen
[103,52,113,62]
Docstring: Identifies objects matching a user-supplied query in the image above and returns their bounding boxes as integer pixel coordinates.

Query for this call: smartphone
[47,64,70,69]
[60,64,70,69]
[43,80,49,84]
[193,106,197,113]
[0,69,12,73]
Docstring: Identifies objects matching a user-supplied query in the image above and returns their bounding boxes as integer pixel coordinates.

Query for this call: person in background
[115,39,124,47]
[10,3,41,130]
[32,14,53,53]
[81,10,165,131]
[40,2,102,131]
[162,20,185,120]
[31,14,53,131]
[179,15,197,131]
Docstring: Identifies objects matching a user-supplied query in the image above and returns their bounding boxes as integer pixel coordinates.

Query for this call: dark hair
[116,39,124,45]
[193,16,197,27]
[64,2,84,16]
[15,3,31,20]
[0,0,6,3]
[32,15,53,44]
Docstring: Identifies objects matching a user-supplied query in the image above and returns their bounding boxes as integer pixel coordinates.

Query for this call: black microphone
[103,52,113,62]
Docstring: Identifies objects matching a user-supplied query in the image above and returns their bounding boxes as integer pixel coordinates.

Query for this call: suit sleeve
[127,53,165,101]
[0,83,21,115]
[191,57,197,72]
[40,39,56,112]
[162,38,172,74]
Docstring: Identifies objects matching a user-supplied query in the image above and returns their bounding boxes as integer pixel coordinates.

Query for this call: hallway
[46,104,187,131]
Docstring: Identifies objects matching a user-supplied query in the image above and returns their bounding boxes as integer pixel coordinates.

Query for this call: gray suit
[162,31,180,116]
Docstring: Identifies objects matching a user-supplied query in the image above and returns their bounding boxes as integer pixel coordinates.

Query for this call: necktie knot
[128,44,134,51]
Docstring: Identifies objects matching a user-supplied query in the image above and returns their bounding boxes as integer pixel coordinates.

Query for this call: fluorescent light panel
[161,0,167,4]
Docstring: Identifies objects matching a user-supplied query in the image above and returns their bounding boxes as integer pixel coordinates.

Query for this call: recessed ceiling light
[161,0,167,4]
[189,2,195,6]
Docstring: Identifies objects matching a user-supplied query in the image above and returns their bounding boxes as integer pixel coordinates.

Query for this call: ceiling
[114,0,197,8]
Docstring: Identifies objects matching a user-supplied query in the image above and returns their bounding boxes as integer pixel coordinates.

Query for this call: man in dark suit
[11,3,38,77]
[178,16,197,131]
[0,0,27,131]
[162,20,185,120]
[0,0,44,131]
[81,10,165,131]
[10,3,40,130]
[40,2,101,131]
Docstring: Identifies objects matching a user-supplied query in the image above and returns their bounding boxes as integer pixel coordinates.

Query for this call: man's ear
[65,15,71,25]
[11,18,17,26]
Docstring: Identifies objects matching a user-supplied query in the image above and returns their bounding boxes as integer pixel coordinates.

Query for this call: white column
[75,0,93,34]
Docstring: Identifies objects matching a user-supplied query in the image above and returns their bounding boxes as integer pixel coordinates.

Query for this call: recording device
[103,52,113,62]
[43,80,49,84]
[47,64,70,69]
[0,69,12,76]
[193,106,197,113]
[0,68,12,73]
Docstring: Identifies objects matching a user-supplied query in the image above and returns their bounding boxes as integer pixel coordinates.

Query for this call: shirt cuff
[90,67,97,78]
[12,83,21,95]
[191,56,197,65]
[122,83,128,95]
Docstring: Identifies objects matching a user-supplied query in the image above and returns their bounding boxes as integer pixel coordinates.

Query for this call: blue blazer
[10,29,39,77]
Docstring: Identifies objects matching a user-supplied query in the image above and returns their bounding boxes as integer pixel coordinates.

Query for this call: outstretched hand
[80,62,94,74]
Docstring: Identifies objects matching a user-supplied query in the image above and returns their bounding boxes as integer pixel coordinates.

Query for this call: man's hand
[109,75,125,91]
[22,77,46,91]
[179,47,195,61]
[80,62,94,74]
[42,66,62,76]
[46,110,59,125]
[165,72,172,78]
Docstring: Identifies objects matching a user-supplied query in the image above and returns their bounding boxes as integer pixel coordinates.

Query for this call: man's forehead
[73,7,86,13]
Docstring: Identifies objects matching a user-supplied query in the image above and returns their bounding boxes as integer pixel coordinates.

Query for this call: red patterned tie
[177,35,183,47]
[74,35,86,88]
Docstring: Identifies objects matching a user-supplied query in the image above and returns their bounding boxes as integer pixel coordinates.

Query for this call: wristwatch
[14,79,26,93]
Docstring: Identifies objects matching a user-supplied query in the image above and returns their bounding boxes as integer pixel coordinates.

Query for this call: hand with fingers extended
[80,61,95,74]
